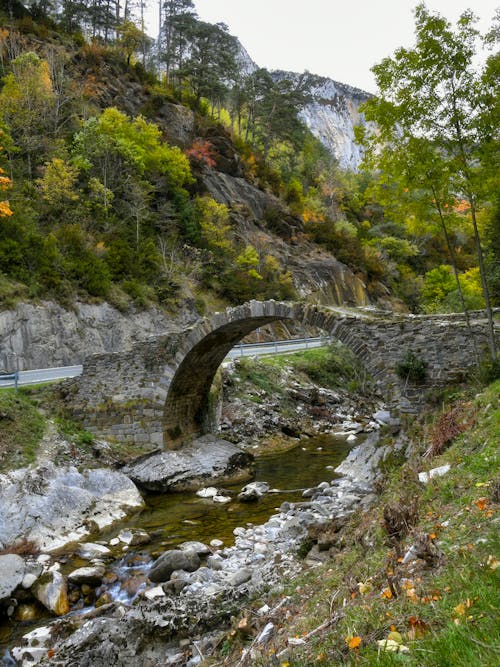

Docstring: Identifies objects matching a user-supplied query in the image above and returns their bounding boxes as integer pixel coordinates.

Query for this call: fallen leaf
[408,617,428,639]
[476,498,489,511]
[487,555,499,570]
[387,631,403,644]
[357,581,373,594]
[377,639,410,654]
[454,603,466,616]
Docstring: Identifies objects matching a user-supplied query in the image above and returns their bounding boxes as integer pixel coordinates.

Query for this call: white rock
[418,464,451,483]
[22,573,38,589]
[143,586,166,600]
[77,543,111,559]
[196,487,218,498]
[0,554,25,601]
[213,495,231,503]
[256,622,275,645]
[210,539,224,549]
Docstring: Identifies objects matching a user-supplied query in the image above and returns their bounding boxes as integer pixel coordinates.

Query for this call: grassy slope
[212,380,500,666]
[0,389,46,470]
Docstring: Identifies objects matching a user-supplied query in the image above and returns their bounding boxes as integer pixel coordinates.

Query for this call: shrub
[478,356,500,384]
[395,351,427,383]
[426,400,477,457]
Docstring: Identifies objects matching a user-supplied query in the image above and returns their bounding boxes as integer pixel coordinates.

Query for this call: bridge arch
[68,301,495,449]
[162,301,374,447]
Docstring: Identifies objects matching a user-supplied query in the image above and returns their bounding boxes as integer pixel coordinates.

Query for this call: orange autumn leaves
[345,634,362,650]
[0,137,12,218]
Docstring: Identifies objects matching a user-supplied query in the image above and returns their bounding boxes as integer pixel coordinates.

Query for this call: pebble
[210,539,224,549]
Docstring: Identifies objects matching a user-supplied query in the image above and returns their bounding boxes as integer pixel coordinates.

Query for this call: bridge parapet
[62,302,497,448]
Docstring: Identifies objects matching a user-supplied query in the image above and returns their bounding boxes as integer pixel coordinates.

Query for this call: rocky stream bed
[0,357,406,666]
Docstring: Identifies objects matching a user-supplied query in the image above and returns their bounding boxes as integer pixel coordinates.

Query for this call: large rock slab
[0,554,25,602]
[0,463,144,552]
[123,435,254,492]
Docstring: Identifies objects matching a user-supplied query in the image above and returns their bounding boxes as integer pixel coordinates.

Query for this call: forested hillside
[0,0,498,322]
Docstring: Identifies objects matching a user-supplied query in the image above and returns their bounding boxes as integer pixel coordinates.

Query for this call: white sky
[184,1,498,92]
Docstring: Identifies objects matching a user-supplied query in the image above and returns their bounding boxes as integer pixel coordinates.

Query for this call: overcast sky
[186,1,498,92]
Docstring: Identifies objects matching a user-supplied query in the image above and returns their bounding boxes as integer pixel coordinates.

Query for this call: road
[0,337,329,388]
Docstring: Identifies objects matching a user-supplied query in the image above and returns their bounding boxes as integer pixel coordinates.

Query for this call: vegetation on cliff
[0,2,497,316]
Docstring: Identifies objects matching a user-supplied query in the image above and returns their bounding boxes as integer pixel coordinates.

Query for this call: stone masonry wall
[62,302,499,448]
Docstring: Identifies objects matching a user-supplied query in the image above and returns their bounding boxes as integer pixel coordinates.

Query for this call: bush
[395,351,427,383]
[478,356,500,384]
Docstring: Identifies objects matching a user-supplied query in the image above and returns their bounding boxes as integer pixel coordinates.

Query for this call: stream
[0,430,367,664]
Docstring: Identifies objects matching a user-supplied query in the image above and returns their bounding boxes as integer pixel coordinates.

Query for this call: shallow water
[0,431,359,660]
[108,432,356,553]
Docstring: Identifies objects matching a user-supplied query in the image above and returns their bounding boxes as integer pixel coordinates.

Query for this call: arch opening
[163,315,285,448]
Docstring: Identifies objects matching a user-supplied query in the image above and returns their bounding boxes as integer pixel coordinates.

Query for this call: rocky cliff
[272,70,372,170]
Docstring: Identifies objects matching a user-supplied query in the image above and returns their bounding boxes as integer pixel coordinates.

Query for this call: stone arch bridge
[64,301,497,449]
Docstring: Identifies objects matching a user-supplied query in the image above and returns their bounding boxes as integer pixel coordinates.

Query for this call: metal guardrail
[0,337,331,388]
[228,336,330,358]
[0,371,19,392]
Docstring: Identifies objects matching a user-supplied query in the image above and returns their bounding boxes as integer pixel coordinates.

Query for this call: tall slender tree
[359,3,498,359]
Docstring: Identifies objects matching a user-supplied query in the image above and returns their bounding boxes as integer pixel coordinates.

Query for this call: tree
[359,4,498,359]
[0,52,55,176]
[161,0,196,85]
[117,19,148,64]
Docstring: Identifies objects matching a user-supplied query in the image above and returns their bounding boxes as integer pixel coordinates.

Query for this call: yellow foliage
[0,201,13,217]
[37,158,80,204]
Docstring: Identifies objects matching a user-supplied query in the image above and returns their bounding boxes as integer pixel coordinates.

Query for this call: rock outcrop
[123,435,254,493]
[270,70,372,170]
[0,300,196,371]
[0,463,144,552]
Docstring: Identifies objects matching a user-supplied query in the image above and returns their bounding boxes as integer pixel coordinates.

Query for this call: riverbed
[1,431,361,663]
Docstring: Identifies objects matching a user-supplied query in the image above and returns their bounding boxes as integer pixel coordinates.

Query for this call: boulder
[123,435,254,493]
[117,529,151,546]
[179,541,211,556]
[77,543,112,559]
[237,481,270,502]
[0,554,25,601]
[225,568,252,588]
[0,463,144,552]
[33,571,69,616]
[149,550,201,583]
[68,565,106,586]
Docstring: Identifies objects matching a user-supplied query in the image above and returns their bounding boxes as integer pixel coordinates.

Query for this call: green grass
[233,343,372,396]
[212,380,500,666]
[0,391,46,471]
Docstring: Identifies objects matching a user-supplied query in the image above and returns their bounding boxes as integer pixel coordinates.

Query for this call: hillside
[0,2,498,374]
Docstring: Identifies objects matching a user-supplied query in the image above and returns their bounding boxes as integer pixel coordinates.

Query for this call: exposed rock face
[270,70,372,170]
[123,435,254,493]
[0,554,25,602]
[0,300,195,371]
[0,463,144,552]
